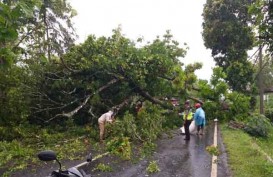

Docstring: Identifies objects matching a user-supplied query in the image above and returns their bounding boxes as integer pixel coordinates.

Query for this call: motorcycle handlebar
[37,150,92,177]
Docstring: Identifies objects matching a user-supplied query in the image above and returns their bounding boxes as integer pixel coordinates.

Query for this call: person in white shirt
[98,110,115,142]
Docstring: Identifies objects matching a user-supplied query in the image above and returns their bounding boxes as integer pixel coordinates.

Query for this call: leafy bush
[162,110,182,129]
[202,101,232,122]
[109,102,165,143]
[244,114,271,137]
[234,113,248,122]
[0,124,42,141]
[0,68,30,128]
[202,101,219,121]
[106,136,131,160]
[107,112,138,141]
[0,126,23,141]
[226,92,251,120]
[203,92,251,123]
[265,108,273,123]
[136,102,164,142]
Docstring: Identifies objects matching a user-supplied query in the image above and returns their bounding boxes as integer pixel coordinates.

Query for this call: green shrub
[265,108,273,123]
[227,92,251,119]
[234,113,248,122]
[106,136,131,160]
[0,124,42,141]
[107,102,166,143]
[136,102,164,142]
[0,68,30,128]
[162,110,182,129]
[202,101,220,121]
[146,160,160,173]
[244,114,271,137]
[108,112,138,140]
[140,141,156,157]
[203,92,251,122]
[0,126,22,141]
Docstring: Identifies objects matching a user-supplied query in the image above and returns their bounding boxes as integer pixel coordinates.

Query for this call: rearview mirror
[86,153,92,162]
[37,150,57,162]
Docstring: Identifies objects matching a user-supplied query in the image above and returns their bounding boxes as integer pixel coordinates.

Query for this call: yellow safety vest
[183,110,193,120]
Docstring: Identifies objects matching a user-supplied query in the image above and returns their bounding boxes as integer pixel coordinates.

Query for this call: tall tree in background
[202,0,255,92]
[0,1,32,67]
[249,0,273,89]
[0,1,35,128]
[249,0,273,54]
[0,0,76,128]
[1,0,76,63]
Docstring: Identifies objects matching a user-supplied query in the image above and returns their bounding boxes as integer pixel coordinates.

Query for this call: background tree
[249,0,273,54]
[0,1,33,67]
[0,0,77,133]
[202,0,255,92]
[1,0,77,63]
[0,1,35,134]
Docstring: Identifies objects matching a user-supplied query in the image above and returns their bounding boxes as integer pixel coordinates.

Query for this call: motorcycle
[37,150,92,177]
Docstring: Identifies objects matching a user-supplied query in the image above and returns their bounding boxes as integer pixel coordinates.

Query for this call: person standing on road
[183,100,193,141]
[98,109,115,143]
[194,103,206,135]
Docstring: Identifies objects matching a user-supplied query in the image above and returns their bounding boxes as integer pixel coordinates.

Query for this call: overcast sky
[68,0,215,81]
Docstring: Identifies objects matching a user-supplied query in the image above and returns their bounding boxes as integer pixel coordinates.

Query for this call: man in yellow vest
[183,100,193,141]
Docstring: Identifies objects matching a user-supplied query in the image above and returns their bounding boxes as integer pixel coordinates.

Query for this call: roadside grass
[146,160,160,174]
[0,125,98,177]
[255,127,273,161]
[221,125,273,177]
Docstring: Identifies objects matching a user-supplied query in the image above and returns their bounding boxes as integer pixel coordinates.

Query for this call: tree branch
[157,75,175,81]
[129,81,171,109]
[45,78,120,122]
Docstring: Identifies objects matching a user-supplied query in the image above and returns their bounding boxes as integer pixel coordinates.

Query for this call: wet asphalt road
[89,122,231,177]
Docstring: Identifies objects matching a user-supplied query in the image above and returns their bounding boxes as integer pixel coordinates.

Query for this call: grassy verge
[221,124,273,177]
[255,128,273,160]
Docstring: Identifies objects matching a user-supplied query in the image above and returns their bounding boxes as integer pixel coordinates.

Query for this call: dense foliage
[24,29,193,126]
[202,0,255,92]
[244,113,272,138]
[265,107,273,123]
[249,0,273,54]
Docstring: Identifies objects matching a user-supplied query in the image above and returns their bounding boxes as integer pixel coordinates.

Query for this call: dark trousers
[184,120,192,140]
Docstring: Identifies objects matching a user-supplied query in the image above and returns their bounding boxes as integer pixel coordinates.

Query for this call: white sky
[69,0,215,81]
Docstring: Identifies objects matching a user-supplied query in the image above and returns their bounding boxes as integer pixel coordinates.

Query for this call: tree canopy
[202,0,255,92]
[26,29,199,124]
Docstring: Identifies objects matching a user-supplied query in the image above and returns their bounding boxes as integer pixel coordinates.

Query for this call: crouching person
[98,109,115,143]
